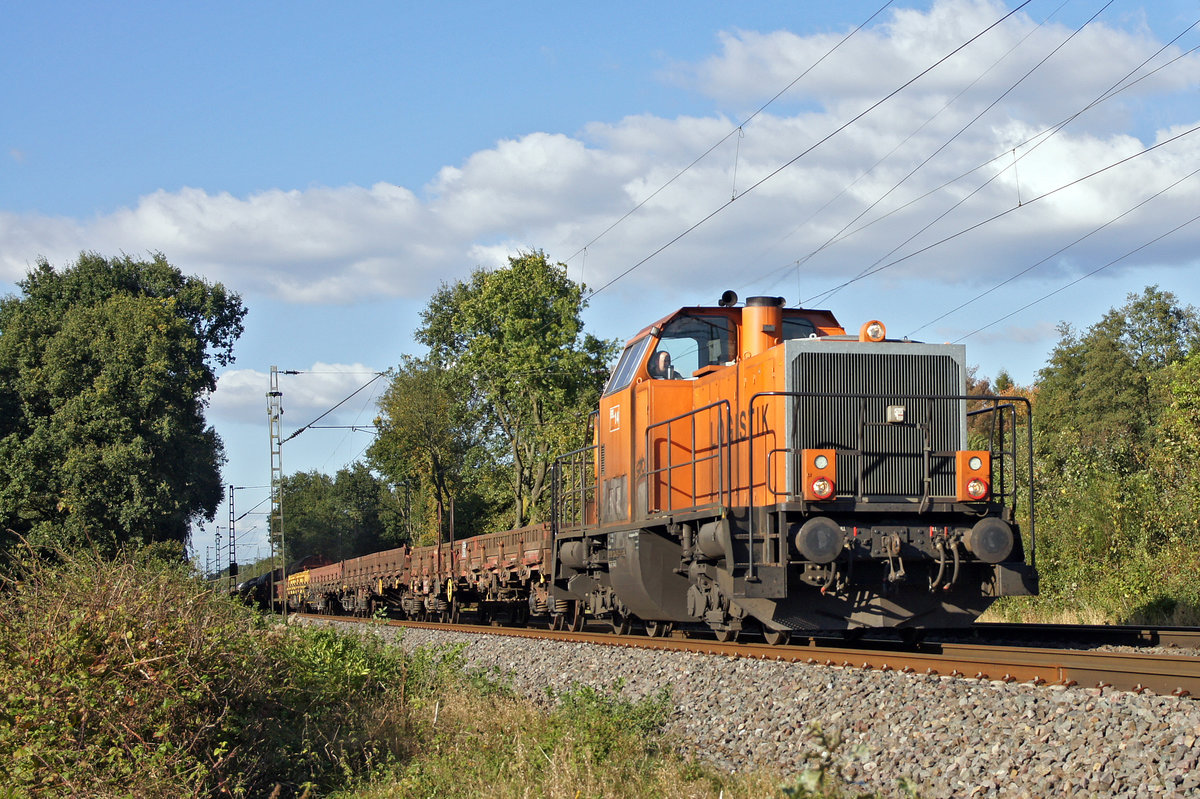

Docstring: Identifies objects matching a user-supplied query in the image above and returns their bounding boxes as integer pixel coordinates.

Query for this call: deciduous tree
[280,464,405,561]
[367,357,499,542]
[414,252,617,527]
[0,253,246,553]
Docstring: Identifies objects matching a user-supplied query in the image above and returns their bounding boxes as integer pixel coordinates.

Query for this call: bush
[0,546,456,797]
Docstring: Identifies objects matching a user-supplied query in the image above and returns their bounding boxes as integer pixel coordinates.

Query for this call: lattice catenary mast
[267,365,286,618]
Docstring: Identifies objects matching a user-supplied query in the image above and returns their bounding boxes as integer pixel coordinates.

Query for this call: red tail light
[956,451,991,501]
[802,449,837,501]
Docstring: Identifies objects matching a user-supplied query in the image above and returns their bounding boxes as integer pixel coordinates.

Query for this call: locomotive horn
[718,290,738,307]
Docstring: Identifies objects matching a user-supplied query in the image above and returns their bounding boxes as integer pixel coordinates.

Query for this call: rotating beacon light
[858,319,886,342]
[802,449,837,501]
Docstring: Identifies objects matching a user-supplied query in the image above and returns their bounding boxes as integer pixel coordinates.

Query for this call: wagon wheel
[762,628,791,646]
[450,600,462,625]
[550,612,566,631]
[644,620,673,638]
[610,611,633,636]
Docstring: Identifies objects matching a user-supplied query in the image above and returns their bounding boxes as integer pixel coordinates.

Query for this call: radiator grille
[789,349,963,499]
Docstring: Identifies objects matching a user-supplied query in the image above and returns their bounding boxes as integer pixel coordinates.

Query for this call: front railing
[741,390,1035,581]
[551,388,1034,584]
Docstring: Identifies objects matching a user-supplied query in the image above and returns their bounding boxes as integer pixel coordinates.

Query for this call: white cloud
[211,363,385,427]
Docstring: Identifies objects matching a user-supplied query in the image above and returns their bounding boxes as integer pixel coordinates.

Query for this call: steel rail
[968,622,1200,650]
[297,615,1199,699]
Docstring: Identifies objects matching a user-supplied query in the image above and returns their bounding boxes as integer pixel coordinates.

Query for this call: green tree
[0,253,246,554]
[414,251,617,527]
[281,464,406,561]
[1150,350,1200,552]
[1027,286,1199,619]
[1036,286,1199,451]
[367,357,502,543]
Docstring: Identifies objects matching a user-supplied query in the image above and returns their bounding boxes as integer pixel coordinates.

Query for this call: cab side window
[603,337,652,395]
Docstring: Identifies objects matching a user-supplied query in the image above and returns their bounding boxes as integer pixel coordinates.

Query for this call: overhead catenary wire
[801,11,1200,307]
[584,0,1035,301]
[802,121,1200,301]
[281,371,386,445]
[955,208,1200,343]
[316,371,387,473]
[908,163,1200,338]
[561,0,897,268]
[809,0,1118,305]
[782,0,1113,305]
[742,0,1077,298]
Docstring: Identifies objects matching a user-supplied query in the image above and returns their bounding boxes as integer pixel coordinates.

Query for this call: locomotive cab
[553,293,1037,640]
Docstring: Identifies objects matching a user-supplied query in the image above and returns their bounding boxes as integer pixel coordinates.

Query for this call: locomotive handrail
[551,441,599,536]
[643,399,733,516]
[967,401,1022,510]
[745,390,1036,581]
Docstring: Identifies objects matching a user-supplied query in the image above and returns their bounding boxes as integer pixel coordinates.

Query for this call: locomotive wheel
[610,611,632,636]
[551,613,566,631]
[762,628,791,646]
[567,601,585,632]
[713,628,739,643]
[644,620,673,638]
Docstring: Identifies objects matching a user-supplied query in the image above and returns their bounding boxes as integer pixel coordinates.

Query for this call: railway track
[296,614,1200,698]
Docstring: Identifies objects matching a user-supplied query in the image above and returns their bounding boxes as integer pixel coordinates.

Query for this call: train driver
[649,349,681,380]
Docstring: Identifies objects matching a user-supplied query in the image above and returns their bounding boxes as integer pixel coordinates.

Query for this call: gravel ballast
[304,619,1200,798]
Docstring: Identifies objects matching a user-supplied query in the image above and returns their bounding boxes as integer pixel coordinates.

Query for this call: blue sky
[4,0,1200,565]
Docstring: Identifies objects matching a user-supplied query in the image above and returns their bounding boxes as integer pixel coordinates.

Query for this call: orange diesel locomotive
[550,292,1036,642]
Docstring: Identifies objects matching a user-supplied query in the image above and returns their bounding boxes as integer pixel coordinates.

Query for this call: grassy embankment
[0,549,886,798]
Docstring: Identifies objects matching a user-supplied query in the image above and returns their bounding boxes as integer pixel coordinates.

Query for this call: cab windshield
[782,316,817,340]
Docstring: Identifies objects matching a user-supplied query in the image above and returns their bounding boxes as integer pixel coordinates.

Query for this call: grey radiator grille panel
[790,349,963,499]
